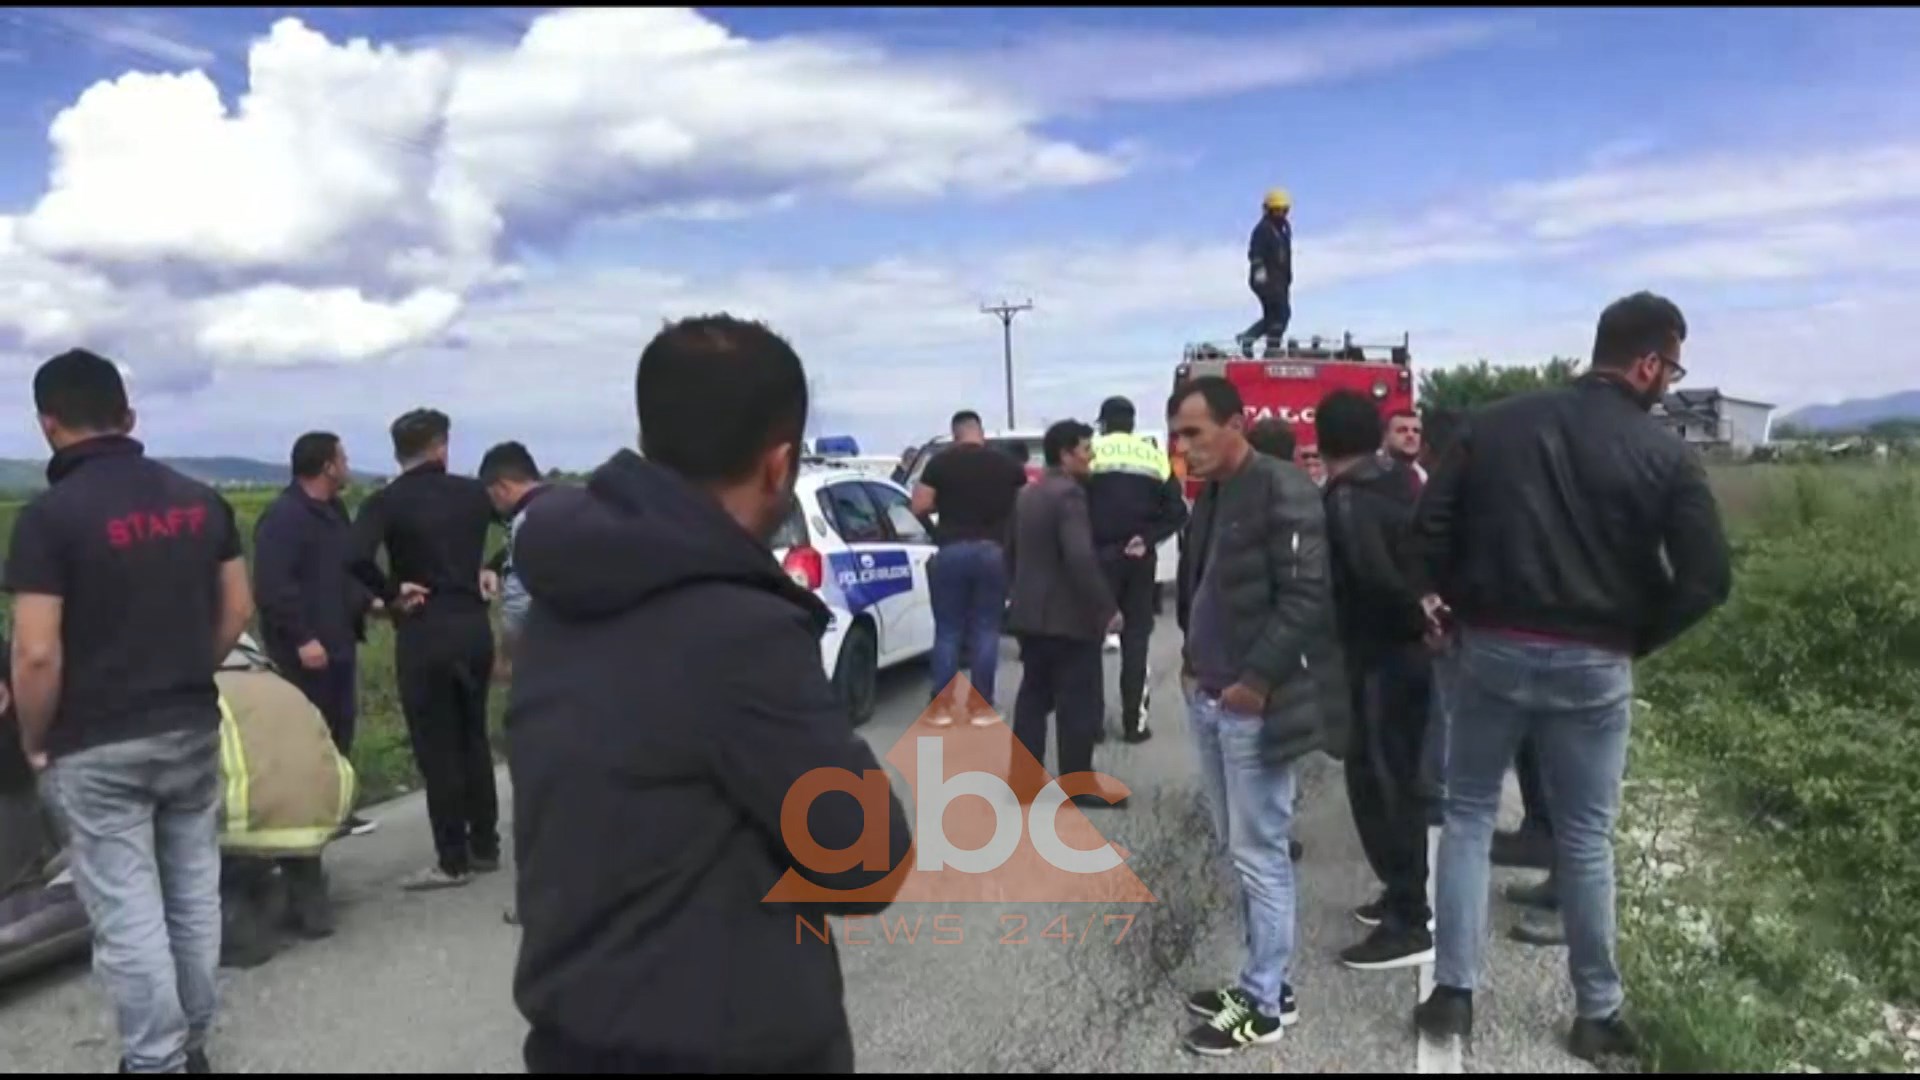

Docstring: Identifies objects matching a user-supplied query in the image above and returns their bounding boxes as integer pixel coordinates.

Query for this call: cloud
[1610,215,1920,283]
[931,15,1518,111]
[1498,141,1920,240]
[9,9,215,67]
[193,284,463,365]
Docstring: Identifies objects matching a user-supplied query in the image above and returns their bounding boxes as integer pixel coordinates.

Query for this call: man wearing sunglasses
[1407,291,1730,1063]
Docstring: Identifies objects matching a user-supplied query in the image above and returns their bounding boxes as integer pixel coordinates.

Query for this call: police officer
[1239,189,1294,359]
[1086,396,1189,743]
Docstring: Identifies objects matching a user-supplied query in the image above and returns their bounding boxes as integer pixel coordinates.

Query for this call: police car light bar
[813,435,860,457]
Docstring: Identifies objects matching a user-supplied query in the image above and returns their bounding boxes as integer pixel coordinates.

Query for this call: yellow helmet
[1263,188,1292,211]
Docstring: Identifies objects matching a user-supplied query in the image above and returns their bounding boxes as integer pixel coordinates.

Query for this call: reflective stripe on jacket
[216,669,356,858]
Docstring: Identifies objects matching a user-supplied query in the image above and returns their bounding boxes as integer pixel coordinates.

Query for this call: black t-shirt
[920,443,1027,545]
[2,437,242,759]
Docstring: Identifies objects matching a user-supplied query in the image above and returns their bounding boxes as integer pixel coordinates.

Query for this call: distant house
[1652,389,1775,454]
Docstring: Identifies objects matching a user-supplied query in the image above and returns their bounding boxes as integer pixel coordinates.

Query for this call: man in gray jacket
[1005,420,1124,807]
[1169,375,1349,1058]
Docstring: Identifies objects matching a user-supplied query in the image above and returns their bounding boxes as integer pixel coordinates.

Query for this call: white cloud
[1498,142,1920,240]
[11,9,215,68]
[1610,215,1920,283]
[193,284,463,365]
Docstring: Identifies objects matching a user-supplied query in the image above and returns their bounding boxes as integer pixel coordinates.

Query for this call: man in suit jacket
[1005,419,1123,808]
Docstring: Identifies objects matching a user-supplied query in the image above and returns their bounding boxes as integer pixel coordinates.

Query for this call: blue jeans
[43,727,223,1073]
[928,540,1007,708]
[1433,631,1633,1019]
[1187,688,1297,1016]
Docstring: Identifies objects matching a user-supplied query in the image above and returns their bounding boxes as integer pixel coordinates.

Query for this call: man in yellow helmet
[1239,189,1294,359]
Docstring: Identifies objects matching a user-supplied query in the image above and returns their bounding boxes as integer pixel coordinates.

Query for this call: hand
[1220,681,1266,717]
[26,750,47,774]
[396,583,431,614]
[1124,535,1149,559]
[1251,265,1269,288]
[1421,593,1452,635]
[297,640,329,671]
[480,570,501,602]
[1106,612,1125,636]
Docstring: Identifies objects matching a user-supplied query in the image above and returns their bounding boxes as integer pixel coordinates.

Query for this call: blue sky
[0,6,1917,469]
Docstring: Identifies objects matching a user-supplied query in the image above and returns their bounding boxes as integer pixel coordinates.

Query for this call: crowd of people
[1,287,1732,1073]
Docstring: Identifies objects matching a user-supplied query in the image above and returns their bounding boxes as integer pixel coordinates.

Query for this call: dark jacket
[346,461,495,627]
[506,450,911,1071]
[1248,215,1293,294]
[1410,374,1733,657]
[1006,470,1118,642]
[1323,457,1429,669]
[252,484,368,659]
[1086,431,1189,552]
[1177,452,1349,765]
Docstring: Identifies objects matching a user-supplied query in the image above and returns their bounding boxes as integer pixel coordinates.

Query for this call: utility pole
[981,299,1033,430]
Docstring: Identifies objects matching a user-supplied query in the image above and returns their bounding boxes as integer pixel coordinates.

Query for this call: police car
[772,461,937,725]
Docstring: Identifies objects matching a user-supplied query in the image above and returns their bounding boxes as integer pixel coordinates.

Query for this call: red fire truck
[1170,333,1417,499]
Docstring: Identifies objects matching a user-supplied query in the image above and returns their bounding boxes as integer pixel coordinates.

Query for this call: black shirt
[919,443,1027,546]
[253,483,366,658]
[2,436,242,759]
[347,460,497,627]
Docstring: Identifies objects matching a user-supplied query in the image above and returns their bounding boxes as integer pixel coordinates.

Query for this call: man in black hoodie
[507,315,912,1074]
[1315,391,1435,973]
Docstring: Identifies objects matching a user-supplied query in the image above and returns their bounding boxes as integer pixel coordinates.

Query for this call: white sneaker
[401,865,473,892]
[968,709,997,728]
[926,710,957,728]
[1104,634,1121,653]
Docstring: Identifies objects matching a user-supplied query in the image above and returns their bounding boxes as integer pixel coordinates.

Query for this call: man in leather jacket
[1409,291,1732,1061]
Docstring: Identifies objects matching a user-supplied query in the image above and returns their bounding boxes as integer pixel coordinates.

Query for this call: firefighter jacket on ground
[215,645,355,860]
[1087,431,1190,551]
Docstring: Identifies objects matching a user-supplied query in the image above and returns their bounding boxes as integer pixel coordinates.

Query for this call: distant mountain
[0,456,386,497]
[1785,390,1920,433]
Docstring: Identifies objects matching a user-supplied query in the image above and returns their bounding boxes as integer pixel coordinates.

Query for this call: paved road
[0,613,1594,1074]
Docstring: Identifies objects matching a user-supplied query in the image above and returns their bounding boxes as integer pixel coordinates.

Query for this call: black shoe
[1341,923,1436,971]
[1505,876,1559,910]
[1289,839,1303,861]
[187,1049,212,1074]
[1415,986,1474,1041]
[1184,991,1284,1056]
[1510,907,1566,947]
[1069,791,1129,810]
[1185,984,1298,1027]
[336,815,377,839]
[471,855,502,874]
[1121,727,1153,745]
[1491,828,1553,870]
[1091,725,1110,745]
[1353,896,1386,927]
[1568,1012,1638,1063]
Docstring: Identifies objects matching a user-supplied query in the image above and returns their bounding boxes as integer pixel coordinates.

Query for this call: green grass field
[0,485,506,804]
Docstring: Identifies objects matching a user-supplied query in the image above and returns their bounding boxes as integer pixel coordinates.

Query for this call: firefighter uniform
[1086,404,1190,741]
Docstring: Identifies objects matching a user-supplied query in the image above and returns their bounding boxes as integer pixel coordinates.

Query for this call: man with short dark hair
[253,431,376,840]
[1247,419,1297,462]
[6,349,253,1074]
[347,408,500,892]
[507,314,911,1074]
[1383,409,1424,496]
[478,441,550,668]
[1087,396,1188,744]
[1411,292,1732,1061]
[1169,375,1347,1057]
[1314,391,1435,972]
[911,407,1027,725]
[1006,419,1122,801]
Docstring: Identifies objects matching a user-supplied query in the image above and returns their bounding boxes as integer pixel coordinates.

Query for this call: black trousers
[1516,734,1554,838]
[1241,289,1292,354]
[1097,549,1157,733]
[270,648,359,757]
[1345,644,1433,929]
[395,614,498,874]
[526,1024,854,1074]
[1013,635,1104,781]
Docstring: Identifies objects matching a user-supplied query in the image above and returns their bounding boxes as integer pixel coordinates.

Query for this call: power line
[981,298,1032,430]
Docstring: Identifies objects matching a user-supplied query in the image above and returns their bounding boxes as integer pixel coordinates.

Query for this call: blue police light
[814,435,860,457]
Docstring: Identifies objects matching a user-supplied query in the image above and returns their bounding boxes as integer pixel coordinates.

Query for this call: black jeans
[395,613,498,874]
[1516,734,1554,838]
[1345,644,1434,929]
[1241,289,1291,354]
[525,1024,854,1074]
[1013,635,1104,780]
[1097,549,1157,733]
[271,649,359,757]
